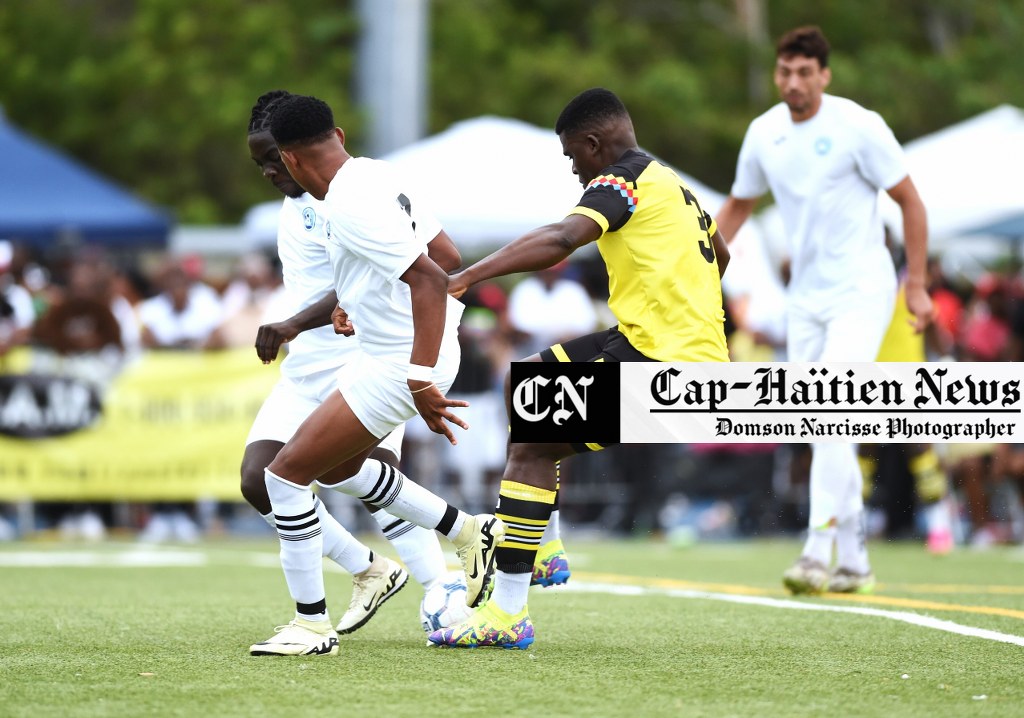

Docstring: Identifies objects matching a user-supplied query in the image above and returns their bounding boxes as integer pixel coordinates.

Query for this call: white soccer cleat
[249,617,339,656]
[336,554,409,635]
[782,556,830,595]
[827,567,876,594]
[454,513,506,608]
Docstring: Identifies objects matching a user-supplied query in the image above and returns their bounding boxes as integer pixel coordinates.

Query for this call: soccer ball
[419,571,473,632]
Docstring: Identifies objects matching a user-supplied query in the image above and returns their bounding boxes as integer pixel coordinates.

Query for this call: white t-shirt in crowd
[507,276,598,350]
[138,282,223,347]
[271,193,359,379]
[322,157,463,363]
[0,283,35,341]
[731,94,907,316]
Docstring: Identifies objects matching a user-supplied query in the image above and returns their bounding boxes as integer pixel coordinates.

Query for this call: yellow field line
[876,583,1024,595]
[575,570,1024,621]
[579,571,776,596]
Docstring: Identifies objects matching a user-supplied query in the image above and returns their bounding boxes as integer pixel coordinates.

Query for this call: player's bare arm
[887,175,933,333]
[448,213,601,299]
[402,253,469,444]
[711,229,731,278]
[255,290,339,364]
[426,229,461,273]
[714,195,758,247]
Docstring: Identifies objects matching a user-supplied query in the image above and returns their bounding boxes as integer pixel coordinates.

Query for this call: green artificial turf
[1,538,1021,718]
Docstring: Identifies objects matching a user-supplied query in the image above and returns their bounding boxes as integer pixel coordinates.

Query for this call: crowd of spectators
[0,240,282,542]
[1,237,1023,550]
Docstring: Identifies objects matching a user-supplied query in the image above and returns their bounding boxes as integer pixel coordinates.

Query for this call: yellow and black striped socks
[495,480,556,573]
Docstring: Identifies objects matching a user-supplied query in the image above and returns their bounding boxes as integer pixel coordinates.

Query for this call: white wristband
[407,363,433,382]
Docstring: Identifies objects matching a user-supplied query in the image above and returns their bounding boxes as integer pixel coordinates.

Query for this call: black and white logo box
[509,361,620,444]
[512,362,1023,444]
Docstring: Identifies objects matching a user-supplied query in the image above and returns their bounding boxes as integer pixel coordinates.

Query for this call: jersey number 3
[680,187,715,264]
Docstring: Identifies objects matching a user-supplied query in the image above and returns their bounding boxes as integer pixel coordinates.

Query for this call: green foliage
[1,0,1022,222]
[0,0,360,224]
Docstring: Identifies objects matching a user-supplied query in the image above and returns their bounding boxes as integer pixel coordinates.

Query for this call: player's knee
[239,459,271,514]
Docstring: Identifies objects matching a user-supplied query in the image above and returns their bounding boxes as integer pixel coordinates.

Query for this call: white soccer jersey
[273,194,358,379]
[731,94,906,316]
[322,157,462,363]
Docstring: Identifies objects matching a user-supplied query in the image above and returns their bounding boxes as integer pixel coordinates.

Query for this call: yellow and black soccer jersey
[569,150,729,362]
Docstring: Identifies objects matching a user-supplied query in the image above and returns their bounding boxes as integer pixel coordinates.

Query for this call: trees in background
[2,0,1021,224]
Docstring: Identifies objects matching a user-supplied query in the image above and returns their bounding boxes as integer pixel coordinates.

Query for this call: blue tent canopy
[0,118,172,249]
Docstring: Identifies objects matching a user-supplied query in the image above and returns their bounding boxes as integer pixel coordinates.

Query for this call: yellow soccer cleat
[531,539,571,587]
[427,601,534,650]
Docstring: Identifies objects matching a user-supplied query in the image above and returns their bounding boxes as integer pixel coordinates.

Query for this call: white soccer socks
[266,468,328,621]
[372,508,447,590]
[326,459,467,541]
[314,495,372,575]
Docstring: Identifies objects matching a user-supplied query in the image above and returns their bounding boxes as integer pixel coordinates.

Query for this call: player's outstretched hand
[332,305,355,336]
[255,320,300,364]
[409,381,469,445]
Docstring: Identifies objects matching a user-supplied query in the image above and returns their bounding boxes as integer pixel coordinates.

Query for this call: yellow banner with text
[0,349,279,500]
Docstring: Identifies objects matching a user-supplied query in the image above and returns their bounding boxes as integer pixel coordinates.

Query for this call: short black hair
[554,88,630,136]
[776,26,830,68]
[248,90,292,134]
[269,95,336,148]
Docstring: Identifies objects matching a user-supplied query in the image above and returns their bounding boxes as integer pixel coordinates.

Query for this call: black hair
[247,90,292,134]
[554,88,630,136]
[776,26,830,68]
[269,95,335,148]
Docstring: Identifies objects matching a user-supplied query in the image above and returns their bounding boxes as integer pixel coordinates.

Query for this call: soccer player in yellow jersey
[431,88,730,648]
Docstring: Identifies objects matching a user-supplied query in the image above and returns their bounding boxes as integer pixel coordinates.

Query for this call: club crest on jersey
[302,207,316,230]
[814,137,832,155]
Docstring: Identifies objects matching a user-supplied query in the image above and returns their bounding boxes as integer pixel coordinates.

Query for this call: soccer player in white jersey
[243,91,465,641]
[716,26,933,595]
[247,93,505,657]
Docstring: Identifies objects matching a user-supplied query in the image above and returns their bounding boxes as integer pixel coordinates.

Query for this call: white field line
[0,549,206,567]
[565,581,1024,648]
[3,548,1023,647]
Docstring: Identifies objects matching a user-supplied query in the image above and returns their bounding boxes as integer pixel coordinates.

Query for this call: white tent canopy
[243,116,584,252]
[245,115,765,252]
[880,104,1024,244]
[242,114,781,315]
[380,116,581,251]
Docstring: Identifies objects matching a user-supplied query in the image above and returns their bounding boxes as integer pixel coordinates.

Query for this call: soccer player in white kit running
[716,26,933,595]
[243,91,462,639]
[248,93,505,657]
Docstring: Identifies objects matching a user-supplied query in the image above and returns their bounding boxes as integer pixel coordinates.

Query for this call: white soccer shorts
[335,340,461,441]
[246,366,405,459]
[786,289,896,363]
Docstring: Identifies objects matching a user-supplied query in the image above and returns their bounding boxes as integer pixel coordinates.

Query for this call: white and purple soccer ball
[419,571,473,632]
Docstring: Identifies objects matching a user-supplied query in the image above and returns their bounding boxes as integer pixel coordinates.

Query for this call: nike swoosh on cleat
[361,591,383,612]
